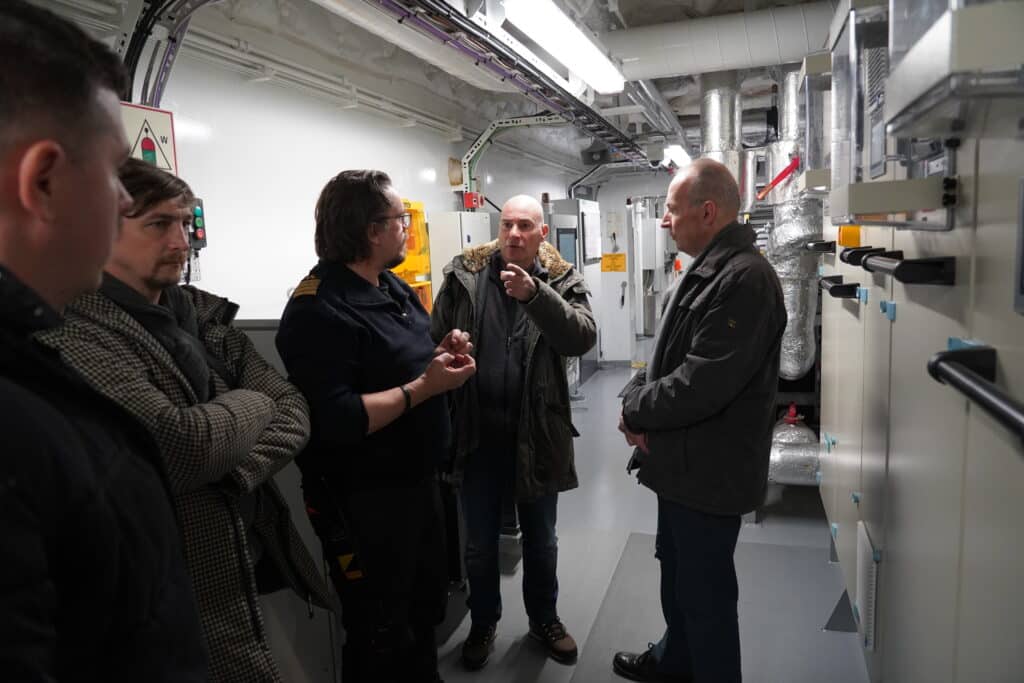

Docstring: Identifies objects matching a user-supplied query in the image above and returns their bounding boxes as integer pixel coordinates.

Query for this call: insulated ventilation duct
[766,68,822,381]
[700,70,742,181]
[602,1,834,81]
[768,405,820,486]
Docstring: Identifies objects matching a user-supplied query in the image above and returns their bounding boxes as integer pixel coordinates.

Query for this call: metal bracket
[113,0,147,58]
[461,114,568,196]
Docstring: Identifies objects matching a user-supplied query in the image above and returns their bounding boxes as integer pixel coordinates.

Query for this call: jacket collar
[454,240,572,281]
[688,222,755,279]
[0,264,62,336]
[63,290,202,404]
[315,259,411,308]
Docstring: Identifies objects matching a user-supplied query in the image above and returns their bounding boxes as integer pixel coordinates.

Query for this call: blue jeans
[460,445,559,626]
[652,496,742,683]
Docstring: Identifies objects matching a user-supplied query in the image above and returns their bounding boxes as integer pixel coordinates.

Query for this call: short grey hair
[686,158,740,219]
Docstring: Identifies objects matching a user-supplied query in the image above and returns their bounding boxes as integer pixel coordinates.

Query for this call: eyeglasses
[375,212,412,228]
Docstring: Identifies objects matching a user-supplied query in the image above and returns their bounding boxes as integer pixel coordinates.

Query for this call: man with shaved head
[613,159,786,682]
[432,193,596,670]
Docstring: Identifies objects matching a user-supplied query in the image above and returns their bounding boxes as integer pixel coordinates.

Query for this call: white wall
[162,55,572,319]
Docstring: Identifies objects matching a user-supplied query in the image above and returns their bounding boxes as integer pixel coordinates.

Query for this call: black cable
[122,0,177,100]
[484,196,501,212]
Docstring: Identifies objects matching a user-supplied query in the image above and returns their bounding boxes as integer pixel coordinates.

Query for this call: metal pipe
[928,348,1024,446]
[601,1,835,80]
[700,70,741,181]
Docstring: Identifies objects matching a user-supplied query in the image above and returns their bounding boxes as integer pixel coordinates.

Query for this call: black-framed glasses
[375,212,412,228]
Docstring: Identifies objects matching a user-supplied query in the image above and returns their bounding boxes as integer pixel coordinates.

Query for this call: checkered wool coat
[37,286,332,683]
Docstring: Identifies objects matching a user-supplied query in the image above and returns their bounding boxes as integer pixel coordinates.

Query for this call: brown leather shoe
[529,618,578,663]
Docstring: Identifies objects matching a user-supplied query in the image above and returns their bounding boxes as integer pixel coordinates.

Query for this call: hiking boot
[529,618,578,664]
[461,622,496,670]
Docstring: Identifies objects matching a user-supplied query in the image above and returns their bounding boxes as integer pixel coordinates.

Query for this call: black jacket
[0,267,208,681]
[276,261,450,488]
[621,223,787,515]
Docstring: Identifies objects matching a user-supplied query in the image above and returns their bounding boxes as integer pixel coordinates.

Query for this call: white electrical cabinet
[427,211,491,301]
[951,134,1024,683]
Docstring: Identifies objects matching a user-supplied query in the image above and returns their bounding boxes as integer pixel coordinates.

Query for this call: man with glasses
[277,170,476,682]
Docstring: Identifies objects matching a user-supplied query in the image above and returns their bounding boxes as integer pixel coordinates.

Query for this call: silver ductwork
[700,71,742,181]
[766,67,822,381]
[739,148,760,215]
[768,407,820,486]
[601,1,835,81]
[769,442,821,486]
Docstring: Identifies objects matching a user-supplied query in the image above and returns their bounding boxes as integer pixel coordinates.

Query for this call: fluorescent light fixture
[503,0,625,94]
[662,144,691,168]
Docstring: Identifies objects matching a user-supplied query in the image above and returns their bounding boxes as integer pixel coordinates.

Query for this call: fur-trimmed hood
[452,239,574,281]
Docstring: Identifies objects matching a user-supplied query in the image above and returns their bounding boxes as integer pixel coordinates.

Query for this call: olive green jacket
[430,240,596,501]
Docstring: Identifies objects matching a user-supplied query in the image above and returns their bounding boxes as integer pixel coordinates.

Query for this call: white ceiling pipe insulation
[601,0,836,81]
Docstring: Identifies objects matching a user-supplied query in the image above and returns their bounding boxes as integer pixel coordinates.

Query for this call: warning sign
[120,103,177,176]
[601,253,626,272]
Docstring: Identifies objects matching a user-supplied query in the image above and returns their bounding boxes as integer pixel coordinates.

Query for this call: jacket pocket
[645,427,688,478]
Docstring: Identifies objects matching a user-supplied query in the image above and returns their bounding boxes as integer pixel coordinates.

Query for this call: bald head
[673,158,741,227]
[662,158,742,256]
[501,195,544,223]
[499,194,549,269]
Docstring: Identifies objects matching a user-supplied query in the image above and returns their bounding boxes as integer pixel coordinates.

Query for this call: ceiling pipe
[601,1,835,81]
[700,70,742,181]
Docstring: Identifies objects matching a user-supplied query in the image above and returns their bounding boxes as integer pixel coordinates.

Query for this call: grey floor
[436,363,870,683]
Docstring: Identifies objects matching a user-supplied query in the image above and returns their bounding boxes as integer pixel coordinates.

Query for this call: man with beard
[38,159,332,682]
[276,169,476,682]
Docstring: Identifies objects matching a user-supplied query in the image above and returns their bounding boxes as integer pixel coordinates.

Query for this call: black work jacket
[276,261,450,489]
[621,222,787,515]
[0,267,208,681]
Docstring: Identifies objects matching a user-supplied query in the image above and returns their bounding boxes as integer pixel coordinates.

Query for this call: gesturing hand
[499,263,538,302]
[422,352,476,395]
[437,328,473,357]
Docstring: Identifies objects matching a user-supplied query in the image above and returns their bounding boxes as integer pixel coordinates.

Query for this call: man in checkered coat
[39,159,332,682]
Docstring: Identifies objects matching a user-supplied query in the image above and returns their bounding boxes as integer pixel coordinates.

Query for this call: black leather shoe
[461,622,496,670]
[612,645,691,682]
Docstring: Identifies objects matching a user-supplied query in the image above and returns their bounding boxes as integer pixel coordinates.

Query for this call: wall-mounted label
[601,253,626,272]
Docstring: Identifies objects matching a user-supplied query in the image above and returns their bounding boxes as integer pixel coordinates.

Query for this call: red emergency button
[195,229,205,240]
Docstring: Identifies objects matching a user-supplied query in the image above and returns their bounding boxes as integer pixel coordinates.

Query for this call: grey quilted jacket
[37,286,331,683]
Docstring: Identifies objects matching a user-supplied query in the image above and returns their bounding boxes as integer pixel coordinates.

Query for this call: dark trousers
[460,445,559,626]
[308,475,447,683]
[652,495,742,683]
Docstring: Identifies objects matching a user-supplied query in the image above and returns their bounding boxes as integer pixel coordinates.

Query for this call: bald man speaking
[431,194,596,670]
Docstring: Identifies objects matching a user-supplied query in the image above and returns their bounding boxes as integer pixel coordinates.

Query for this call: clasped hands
[618,412,649,454]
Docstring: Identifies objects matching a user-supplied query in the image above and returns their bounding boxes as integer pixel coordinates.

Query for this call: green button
[194,206,203,217]
[195,217,204,228]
